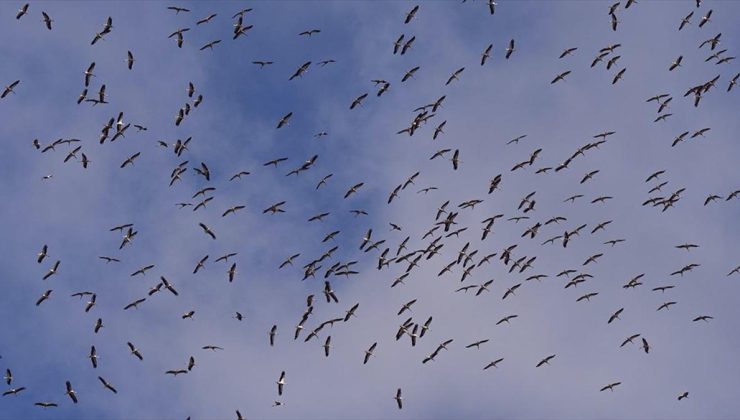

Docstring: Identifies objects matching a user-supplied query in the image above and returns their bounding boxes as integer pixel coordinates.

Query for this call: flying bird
[537,355,556,367]
[167,6,190,14]
[41,11,53,30]
[608,308,624,324]
[35,290,52,306]
[276,112,293,129]
[98,376,117,394]
[16,4,29,20]
[551,71,571,84]
[404,5,419,24]
[481,44,493,65]
[600,382,622,392]
[1,80,20,99]
[65,381,78,403]
[276,371,286,395]
[199,223,216,239]
[505,39,515,59]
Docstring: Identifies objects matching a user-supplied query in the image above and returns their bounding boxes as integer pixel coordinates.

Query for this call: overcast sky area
[1,0,739,419]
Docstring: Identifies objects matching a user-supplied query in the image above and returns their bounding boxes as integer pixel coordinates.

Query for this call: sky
[0,0,739,419]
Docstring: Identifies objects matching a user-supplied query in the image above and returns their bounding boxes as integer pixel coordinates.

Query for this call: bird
[228,263,237,282]
[364,342,378,364]
[394,388,403,409]
[350,93,368,110]
[551,71,571,84]
[669,56,683,71]
[269,325,277,346]
[678,392,689,401]
[263,201,286,214]
[16,4,29,20]
[704,195,722,206]
[276,371,286,396]
[612,68,626,84]
[446,67,465,85]
[675,243,699,251]
[487,0,497,15]
[83,62,96,86]
[276,112,293,128]
[289,62,312,80]
[560,47,578,58]
[699,9,712,28]
[466,339,489,349]
[167,6,190,14]
[397,299,417,315]
[127,51,135,70]
[537,355,556,367]
[620,334,641,347]
[640,337,651,354]
[402,66,420,82]
[41,11,53,30]
[36,244,48,263]
[600,382,622,392]
[98,376,117,394]
[120,152,141,168]
[196,13,217,25]
[402,37,420,57]
[42,260,60,280]
[35,290,52,306]
[202,345,224,351]
[222,205,245,217]
[657,301,677,311]
[89,346,99,368]
[131,265,154,277]
[505,39,515,59]
[1,80,20,99]
[123,298,146,310]
[344,303,359,321]
[502,283,521,300]
[481,44,493,65]
[3,387,26,396]
[608,308,624,324]
[65,381,78,403]
[199,40,222,51]
[404,5,419,24]
[322,336,332,357]
[127,342,143,361]
[215,253,238,263]
[344,183,365,198]
[198,223,216,239]
[728,73,739,92]
[483,358,504,370]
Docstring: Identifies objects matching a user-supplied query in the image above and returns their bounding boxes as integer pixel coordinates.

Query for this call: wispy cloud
[0,1,739,419]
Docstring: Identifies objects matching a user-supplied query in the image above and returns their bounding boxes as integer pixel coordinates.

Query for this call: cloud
[1,1,739,419]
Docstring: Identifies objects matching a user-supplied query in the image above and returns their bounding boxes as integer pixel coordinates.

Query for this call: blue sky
[1,0,739,419]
